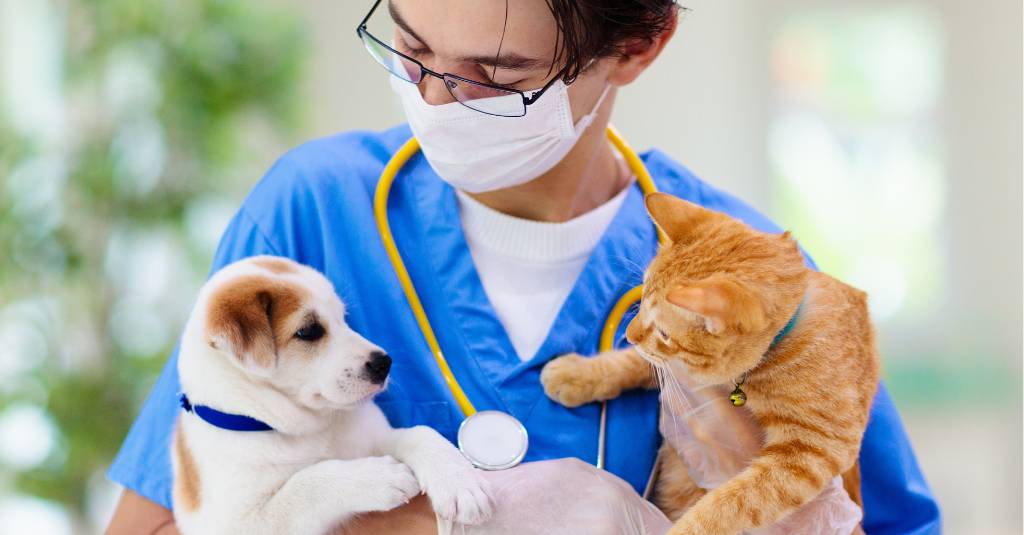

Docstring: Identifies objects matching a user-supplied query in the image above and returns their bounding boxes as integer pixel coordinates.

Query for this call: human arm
[858,384,941,534]
[105,489,179,535]
[336,495,438,535]
[106,489,440,535]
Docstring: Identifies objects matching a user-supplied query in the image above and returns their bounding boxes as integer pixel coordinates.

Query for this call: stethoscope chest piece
[457,410,529,470]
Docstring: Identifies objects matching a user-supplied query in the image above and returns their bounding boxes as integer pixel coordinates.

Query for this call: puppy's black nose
[364,351,392,385]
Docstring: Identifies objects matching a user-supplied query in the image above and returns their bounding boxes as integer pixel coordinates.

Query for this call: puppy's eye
[294,323,325,342]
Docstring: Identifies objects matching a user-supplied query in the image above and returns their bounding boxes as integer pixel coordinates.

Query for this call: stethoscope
[373,126,665,474]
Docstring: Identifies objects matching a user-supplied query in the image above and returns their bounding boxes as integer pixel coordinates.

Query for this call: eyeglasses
[356,0,565,118]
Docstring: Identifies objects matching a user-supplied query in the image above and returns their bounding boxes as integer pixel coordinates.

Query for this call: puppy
[171,256,492,534]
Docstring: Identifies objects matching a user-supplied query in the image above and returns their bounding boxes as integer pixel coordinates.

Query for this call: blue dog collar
[179,393,274,432]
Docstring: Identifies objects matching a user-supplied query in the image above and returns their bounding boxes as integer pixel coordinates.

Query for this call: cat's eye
[294,322,325,342]
[656,327,670,341]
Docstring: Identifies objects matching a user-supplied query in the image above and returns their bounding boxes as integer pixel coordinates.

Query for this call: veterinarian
[107,1,941,533]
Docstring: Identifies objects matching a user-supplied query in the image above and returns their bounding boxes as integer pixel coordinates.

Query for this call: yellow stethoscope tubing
[373,126,661,466]
[373,135,479,416]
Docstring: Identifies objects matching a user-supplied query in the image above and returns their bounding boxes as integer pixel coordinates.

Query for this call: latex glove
[437,458,671,535]
[659,360,862,535]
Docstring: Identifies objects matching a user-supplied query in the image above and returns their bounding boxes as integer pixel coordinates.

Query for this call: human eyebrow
[389,2,430,48]
[455,52,547,72]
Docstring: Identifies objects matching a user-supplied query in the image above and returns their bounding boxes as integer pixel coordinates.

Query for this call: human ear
[605,9,679,87]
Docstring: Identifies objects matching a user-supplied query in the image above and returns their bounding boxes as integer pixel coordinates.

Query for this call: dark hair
[544,0,680,82]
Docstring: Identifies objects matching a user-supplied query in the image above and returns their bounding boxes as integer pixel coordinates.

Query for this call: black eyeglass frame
[356,0,567,117]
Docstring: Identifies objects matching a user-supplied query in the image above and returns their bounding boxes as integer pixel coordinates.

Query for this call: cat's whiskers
[609,254,649,282]
[654,362,697,446]
[654,364,682,444]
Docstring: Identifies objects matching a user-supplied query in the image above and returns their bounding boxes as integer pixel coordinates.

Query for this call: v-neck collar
[402,152,659,421]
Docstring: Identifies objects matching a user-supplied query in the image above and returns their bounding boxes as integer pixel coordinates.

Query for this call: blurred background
[0,0,1019,533]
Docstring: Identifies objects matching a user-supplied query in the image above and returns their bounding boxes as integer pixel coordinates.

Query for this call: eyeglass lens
[360,29,526,117]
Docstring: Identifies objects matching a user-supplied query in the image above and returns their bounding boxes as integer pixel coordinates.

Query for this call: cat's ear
[666,275,768,334]
[644,192,717,244]
[780,230,802,253]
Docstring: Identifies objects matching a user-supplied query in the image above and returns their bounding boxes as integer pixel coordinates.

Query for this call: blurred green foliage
[0,0,306,525]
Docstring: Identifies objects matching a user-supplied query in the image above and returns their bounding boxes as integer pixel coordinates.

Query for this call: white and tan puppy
[171,256,492,534]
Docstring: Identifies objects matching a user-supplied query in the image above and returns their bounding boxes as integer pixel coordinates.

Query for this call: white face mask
[391,74,611,193]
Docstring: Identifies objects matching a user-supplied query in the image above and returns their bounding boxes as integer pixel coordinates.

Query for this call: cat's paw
[541,353,604,408]
[418,454,493,525]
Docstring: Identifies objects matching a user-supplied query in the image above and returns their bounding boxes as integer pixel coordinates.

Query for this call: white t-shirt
[456,185,631,361]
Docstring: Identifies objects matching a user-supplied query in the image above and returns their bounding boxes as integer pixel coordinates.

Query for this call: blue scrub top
[108,125,941,534]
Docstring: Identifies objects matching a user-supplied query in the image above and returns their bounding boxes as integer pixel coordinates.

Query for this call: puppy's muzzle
[363,351,392,385]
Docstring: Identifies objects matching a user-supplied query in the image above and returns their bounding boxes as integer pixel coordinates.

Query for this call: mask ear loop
[573,83,613,134]
[569,56,613,132]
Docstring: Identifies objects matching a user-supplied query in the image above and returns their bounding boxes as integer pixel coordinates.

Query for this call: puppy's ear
[205,274,300,375]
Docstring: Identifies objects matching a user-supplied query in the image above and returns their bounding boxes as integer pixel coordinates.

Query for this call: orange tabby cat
[541,192,879,535]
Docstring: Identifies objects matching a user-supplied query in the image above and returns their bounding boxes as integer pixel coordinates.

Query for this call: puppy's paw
[344,456,421,513]
[419,453,493,525]
[541,353,605,408]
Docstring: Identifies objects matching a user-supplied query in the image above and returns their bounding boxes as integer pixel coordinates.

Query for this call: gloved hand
[436,458,671,535]
[659,360,862,535]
